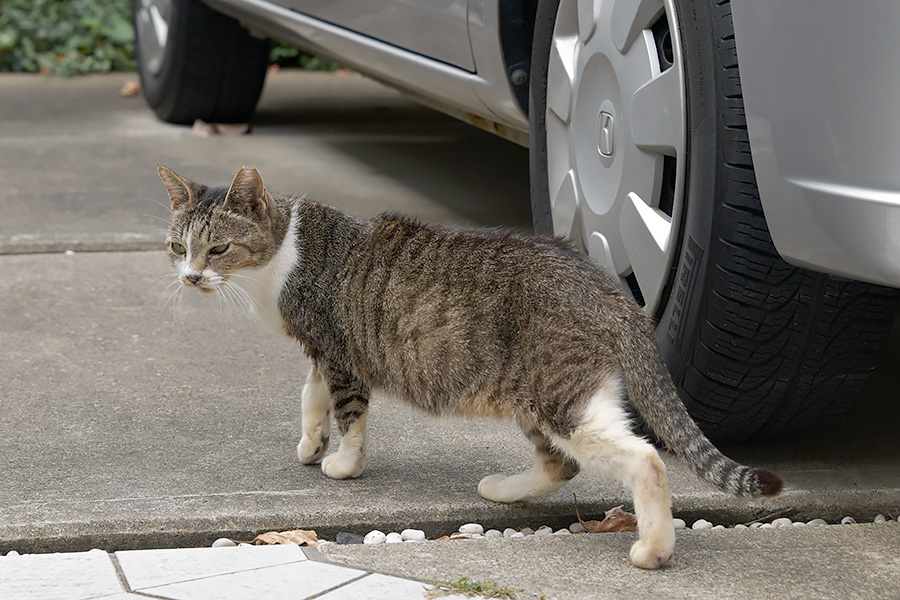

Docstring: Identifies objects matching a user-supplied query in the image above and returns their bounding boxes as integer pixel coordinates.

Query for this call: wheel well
[499,0,538,115]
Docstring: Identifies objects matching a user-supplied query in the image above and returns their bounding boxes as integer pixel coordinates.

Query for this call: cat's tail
[615,326,783,498]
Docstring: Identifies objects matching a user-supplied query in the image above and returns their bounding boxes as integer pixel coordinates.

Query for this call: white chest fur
[231,208,298,335]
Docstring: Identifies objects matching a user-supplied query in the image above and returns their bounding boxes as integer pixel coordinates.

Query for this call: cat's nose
[184,273,202,285]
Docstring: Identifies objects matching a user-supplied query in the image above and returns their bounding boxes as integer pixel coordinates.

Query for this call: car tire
[529,0,899,441]
[132,0,270,125]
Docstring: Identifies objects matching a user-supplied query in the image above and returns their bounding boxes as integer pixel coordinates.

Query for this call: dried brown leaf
[248,529,318,546]
[589,506,638,532]
[119,80,140,97]
[573,494,638,533]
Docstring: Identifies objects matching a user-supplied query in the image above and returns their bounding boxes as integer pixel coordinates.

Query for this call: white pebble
[841,516,856,525]
[792,521,807,527]
[534,526,553,537]
[485,529,502,539]
[400,528,425,541]
[759,523,775,529]
[733,524,748,530]
[385,532,403,544]
[711,525,725,530]
[459,523,484,535]
[874,514,887,524]
[569,523,585,534]
[452,532,483,540]
[771,517,793,528]
[521,527,534,536]
[212,538,236,547]
[807,519,827,527]
[749,523,762,529]
[364,530,386,545]
[673,518,686,530]
[5,551,20,557]
[692,519,713,530]
[553,529,571,536]
[503,528,518,538]
[509,532,525,539]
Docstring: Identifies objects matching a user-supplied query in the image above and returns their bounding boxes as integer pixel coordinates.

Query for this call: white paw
[629,536,674,570]
[321,451,365,479]
[297,434,329,464]
[478,474,516,503]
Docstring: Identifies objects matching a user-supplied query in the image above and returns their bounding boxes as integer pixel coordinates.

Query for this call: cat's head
[158,165,279,292]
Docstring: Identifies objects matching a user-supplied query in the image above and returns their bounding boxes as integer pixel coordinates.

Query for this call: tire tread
[671,0,899,440]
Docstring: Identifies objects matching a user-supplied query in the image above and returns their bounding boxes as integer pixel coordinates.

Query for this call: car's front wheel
[133,0,270,124]
[529,0,899,441]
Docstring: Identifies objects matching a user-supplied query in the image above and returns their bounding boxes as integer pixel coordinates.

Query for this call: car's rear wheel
[529,0,899,441]
[133,0,270,125]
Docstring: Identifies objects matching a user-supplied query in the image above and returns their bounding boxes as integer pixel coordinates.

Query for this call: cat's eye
[171,242,186,255]
[209,244,230,256]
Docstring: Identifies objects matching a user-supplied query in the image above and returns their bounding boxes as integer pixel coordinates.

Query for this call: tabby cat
[159,165,781,569]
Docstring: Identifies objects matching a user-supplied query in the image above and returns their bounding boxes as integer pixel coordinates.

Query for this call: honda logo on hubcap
[598,111,615,158]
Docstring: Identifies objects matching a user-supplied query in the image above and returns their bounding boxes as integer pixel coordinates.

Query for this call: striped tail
[616,327,782,498]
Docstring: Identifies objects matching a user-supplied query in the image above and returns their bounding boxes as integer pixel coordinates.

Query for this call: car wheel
[529,0,900,441]
[132,0,270,125]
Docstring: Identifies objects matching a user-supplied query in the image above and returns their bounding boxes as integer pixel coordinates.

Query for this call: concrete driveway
[0,71,898,598]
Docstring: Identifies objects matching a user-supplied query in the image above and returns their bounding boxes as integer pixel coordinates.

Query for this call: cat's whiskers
[154,274,183,310]
[145,213,174,228]
[227,272,267,287]
[216,282,243,322]
[223,279,261,314]
[158,283,186,333]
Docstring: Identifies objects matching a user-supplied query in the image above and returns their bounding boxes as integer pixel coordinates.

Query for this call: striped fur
[160,166,782,568]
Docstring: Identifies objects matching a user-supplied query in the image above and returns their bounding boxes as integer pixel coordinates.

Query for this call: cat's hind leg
[551,377,675,570]
[320,373,369,479]
[478,420,579,502]
[297,365,332,464]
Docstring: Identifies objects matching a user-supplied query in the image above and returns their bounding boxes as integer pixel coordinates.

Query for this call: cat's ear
[158,166,200,212]
[224,166,269,221]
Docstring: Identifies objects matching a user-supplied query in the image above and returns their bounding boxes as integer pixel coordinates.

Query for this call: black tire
[529,0,899,441]
[132,0,270,125]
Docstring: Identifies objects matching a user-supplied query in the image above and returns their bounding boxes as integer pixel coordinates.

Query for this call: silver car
[133,0,900,441]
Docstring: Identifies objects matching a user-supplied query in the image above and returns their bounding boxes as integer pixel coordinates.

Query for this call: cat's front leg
[319,372,369,479]
[298,366,332,464]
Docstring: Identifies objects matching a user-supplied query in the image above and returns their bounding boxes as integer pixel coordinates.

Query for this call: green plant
[0,0,136,76]
[0,0,335,76]
[426,577,520,599]
[270,40,340,71]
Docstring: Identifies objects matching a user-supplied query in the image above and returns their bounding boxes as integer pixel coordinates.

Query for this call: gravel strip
[314,513,898,549]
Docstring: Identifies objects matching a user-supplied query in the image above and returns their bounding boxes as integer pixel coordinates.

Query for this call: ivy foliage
[270,41,340,71]
[0,0,136,76]
[0,0,336,76]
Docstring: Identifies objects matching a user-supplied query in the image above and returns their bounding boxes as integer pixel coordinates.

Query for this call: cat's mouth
[181,276,218,293]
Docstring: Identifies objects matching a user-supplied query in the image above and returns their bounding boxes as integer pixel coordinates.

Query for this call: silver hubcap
[546,0,686,312]
[136,0,172,76]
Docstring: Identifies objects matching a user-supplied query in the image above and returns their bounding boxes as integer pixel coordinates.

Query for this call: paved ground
[1,71,898,599]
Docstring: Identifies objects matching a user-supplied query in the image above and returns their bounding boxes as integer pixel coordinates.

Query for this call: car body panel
[205,0,529,139]
[731,0,900,286]
[204,0,900,288]
[273,0,475,71]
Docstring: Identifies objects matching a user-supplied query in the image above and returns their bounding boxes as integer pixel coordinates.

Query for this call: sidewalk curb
[3,486,896,555]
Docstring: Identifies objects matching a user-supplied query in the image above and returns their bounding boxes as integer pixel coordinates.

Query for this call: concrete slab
[0,549,123,600]
[130,555,365,600]
[1,249,898,555]
[0,71,531,254]
[320,523,900,600]
[115,544,307,589]
[0,71,898,599]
